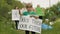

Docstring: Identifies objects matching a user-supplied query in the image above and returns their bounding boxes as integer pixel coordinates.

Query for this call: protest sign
[18,16,42,33]
[12,10,20,20]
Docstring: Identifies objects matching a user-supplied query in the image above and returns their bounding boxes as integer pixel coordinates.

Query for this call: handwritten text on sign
[12,10,20,20]
[18,16,42,33]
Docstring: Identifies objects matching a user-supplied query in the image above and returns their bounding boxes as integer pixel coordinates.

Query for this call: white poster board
[18,16,42,33]
[12,9,20,20]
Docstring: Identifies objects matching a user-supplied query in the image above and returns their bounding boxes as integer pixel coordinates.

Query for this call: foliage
[0,0,24,34]
[0,0,24,19]
[44,2,60,22]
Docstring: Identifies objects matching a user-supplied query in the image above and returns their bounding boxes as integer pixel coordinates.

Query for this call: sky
[19,0,60,8]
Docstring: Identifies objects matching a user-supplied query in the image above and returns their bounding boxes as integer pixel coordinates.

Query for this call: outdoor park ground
[0,18,60,34]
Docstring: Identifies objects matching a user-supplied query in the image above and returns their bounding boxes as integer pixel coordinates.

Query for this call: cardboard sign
[12,9,20,20]
[18,16,42,33]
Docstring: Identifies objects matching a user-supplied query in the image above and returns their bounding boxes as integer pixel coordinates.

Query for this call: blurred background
[0,0,60,34]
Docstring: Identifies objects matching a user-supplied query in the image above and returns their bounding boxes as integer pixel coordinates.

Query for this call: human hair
[26,3,32,8]
[14,6,19,9]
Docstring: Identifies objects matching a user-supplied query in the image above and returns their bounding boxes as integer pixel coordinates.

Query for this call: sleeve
[30,11,37,16]
[32,12,37,15]
[23,12,27,16]
[23,12,25,15]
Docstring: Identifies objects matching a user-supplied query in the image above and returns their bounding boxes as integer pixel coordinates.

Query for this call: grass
[0,18,60,34]
[42,18,60,34]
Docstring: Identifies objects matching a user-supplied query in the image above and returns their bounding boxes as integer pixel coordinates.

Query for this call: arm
[19,9,23,16]
[32,8,36,12]
[30,11,39,19]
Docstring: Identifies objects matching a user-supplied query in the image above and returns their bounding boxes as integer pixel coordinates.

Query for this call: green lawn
[0,18,60,34]
[42,19,60,34]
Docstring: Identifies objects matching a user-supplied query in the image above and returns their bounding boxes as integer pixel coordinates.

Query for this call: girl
[12,6,20,30]
[21,3,38,34]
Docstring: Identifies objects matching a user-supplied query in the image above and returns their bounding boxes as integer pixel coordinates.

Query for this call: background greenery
[0,0,60,34]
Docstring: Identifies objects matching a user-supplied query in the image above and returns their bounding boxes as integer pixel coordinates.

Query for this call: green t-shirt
[23,11,36,16]
[36,7,44,16]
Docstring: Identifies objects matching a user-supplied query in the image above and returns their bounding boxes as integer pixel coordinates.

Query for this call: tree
[0,0,24,20]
